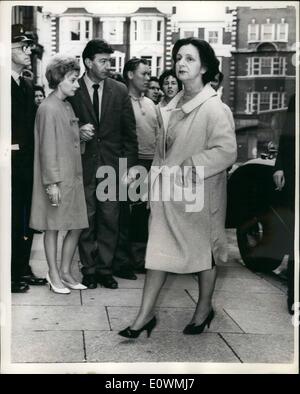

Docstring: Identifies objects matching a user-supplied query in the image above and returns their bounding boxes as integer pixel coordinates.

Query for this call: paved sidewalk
[11,230,294,368]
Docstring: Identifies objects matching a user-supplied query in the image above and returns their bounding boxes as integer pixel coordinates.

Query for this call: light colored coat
[145,84,237,273]
[30,93,88,231]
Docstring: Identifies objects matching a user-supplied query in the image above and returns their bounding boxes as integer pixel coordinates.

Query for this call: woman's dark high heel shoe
[118,316,157,339]
[183,309,215,335]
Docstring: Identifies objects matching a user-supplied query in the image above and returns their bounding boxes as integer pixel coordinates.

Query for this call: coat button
[97,138,101,143]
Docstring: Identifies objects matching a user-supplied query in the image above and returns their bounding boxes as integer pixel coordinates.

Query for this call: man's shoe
[21,274,47,286]
[97,274,118,289]
[11,281,30,293]
[113,268,137,280]
[82,274,97,289]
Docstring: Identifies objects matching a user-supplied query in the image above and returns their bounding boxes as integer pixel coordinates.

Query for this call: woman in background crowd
[30,55,88,294]
[33,85,46,107]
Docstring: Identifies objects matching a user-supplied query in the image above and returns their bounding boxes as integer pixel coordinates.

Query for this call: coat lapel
[78,77,98,125]
[99,78,112,127]
[181,84,217,114]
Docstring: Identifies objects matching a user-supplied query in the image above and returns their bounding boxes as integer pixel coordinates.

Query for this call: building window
[183,30,194,38]
[109,55,124,73]
[103,20,123,44]
[260,92,271,111]
[157,21,162,41]
[261,58,272,75]
[85,21,90,39]
[248,23,259,41]
[208,31,219,44]
[271,92,281,110]
[70,20,80,40]
[142,20,152,41]
[261,23,275,41]
[246,92,287,113]
[273,57,286,75]
[134,21,137,40]
[277,23,288,41]
[141,56,152,74]
[156,57,162,76]
[246,92,259,113]
[247,57,286,76]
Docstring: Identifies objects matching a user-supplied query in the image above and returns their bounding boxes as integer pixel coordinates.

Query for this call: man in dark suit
[68,39,138,289]
[11,24,46,292]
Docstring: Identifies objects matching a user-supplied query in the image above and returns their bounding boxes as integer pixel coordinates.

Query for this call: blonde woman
[30,56,88,293]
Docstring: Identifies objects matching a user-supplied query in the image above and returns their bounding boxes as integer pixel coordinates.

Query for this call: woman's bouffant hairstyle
[172,37,220,85]
[46,55,80,89]
[158,69,182,91]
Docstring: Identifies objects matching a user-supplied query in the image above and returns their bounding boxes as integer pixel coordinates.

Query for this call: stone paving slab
[81,288,195,308]
[112,275,145,289]
[257,273,288,294]
[11,330,85,363]
[212,290,288,313]
[223,309,294,335]
[217,266,261,279]
[107,306,243,333]
[12,286,81,306]
[214,277,282,294]
[164,273,198,289]
[12,305,109,331]
[84,331,240,363]
[221,333,294,363]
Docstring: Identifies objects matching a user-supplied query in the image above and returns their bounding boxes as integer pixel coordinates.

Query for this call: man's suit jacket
[11,76,35,170]
[68,76,138,186]
[274,94,295,207]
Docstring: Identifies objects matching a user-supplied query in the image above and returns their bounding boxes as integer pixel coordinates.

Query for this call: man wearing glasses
[68,39,138,289]
[11,24,46,292]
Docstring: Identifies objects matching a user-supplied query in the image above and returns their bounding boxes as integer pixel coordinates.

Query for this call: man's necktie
[92,83,100,123]
[19,76,26,94]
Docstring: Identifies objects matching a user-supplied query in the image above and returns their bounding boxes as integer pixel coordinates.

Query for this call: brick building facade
[227,5,296,161]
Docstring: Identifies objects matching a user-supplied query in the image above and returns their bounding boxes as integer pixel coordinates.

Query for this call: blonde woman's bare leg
[191,265,217,325]
[44,230,65,288]
[130,269,168,330]
[60,229,82,284]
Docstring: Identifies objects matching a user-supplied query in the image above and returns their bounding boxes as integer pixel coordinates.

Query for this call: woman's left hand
[46,184,61,207]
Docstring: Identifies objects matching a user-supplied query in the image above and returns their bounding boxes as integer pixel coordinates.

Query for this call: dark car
[226,149,293,273]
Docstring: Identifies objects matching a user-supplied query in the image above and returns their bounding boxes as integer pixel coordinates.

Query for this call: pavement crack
[218,333,243,363]
[82,330,87,362]
[105,306,112,331]
[223,308,246,334]
[184,289,197,304]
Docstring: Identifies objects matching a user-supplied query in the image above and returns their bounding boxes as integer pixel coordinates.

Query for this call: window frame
[141,20,152,41]
[277,23,288,41]
[207,30,219,45]
[248,23,259,42]
[247,56,286,76]
[157,20,162,42]
[261,23,275,41]
[70,19,81,41]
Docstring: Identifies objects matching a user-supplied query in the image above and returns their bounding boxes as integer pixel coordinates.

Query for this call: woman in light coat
[30,55,88,293]
[119,38,237,338]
